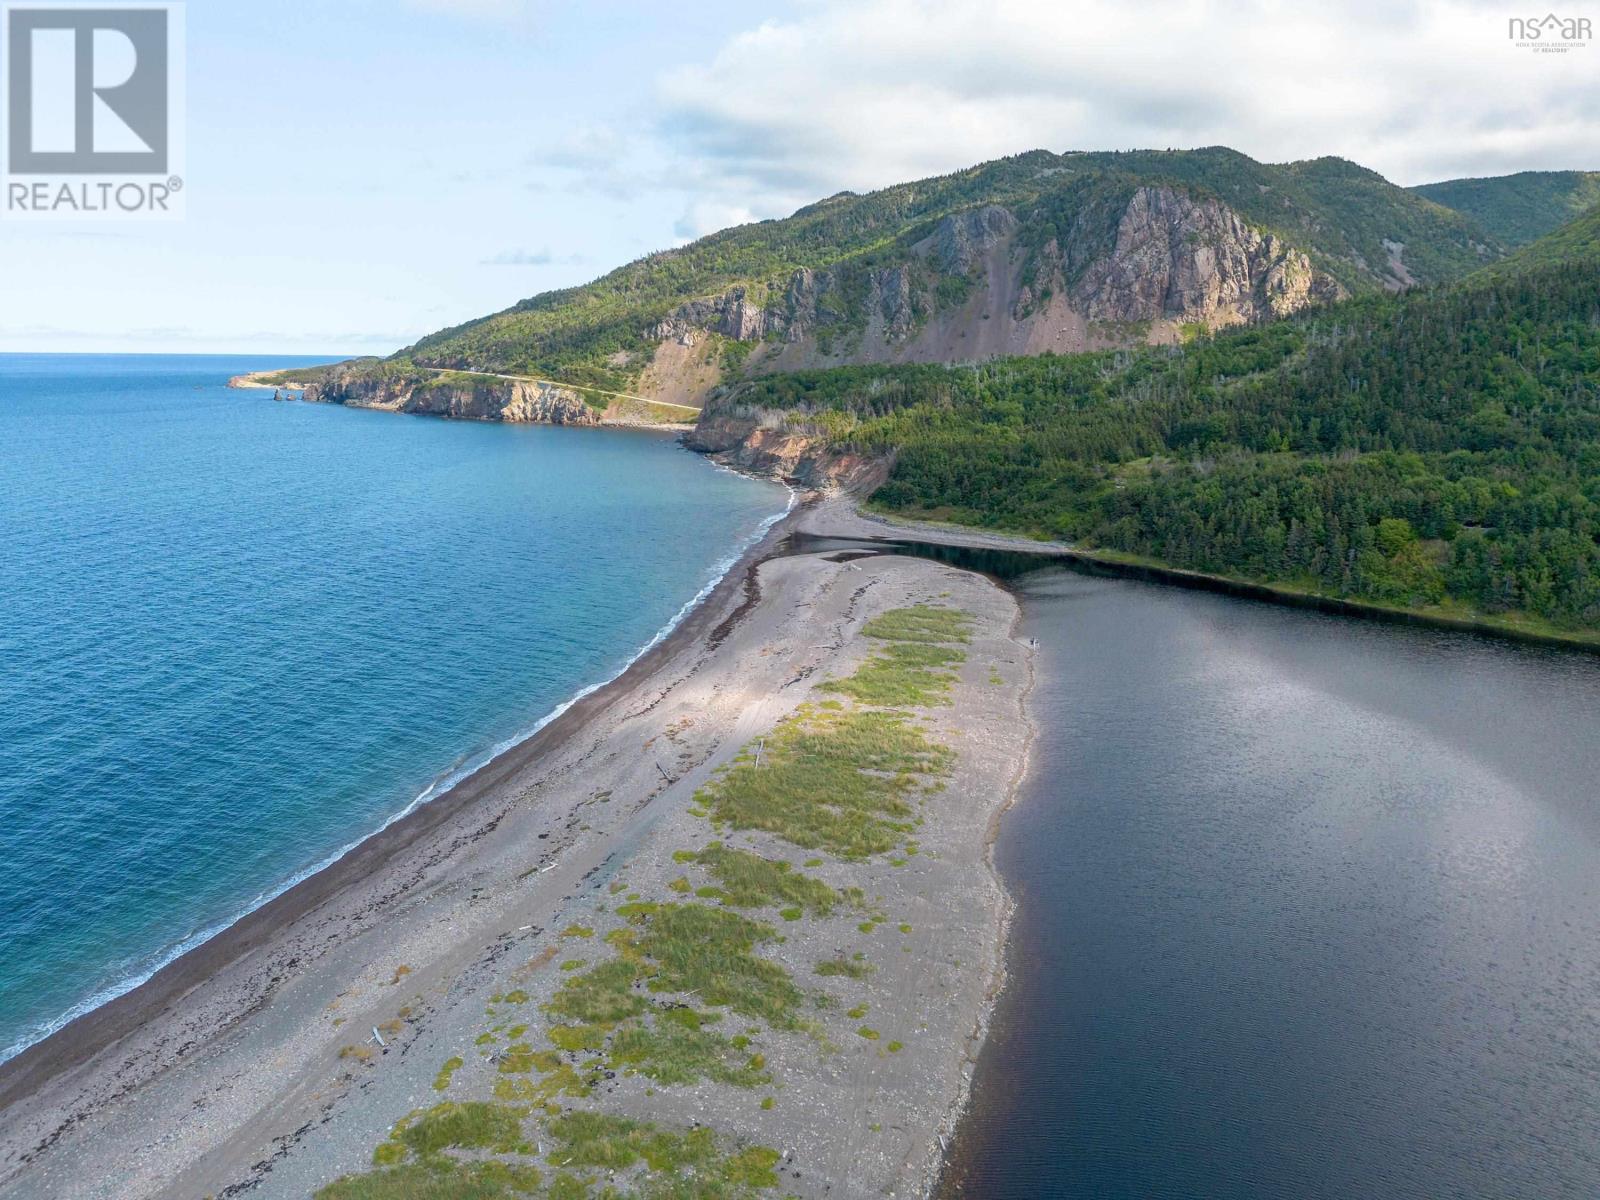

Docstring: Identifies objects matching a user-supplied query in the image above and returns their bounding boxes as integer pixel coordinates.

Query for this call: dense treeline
[720,262,1600,630]
[1412,171,1600,246]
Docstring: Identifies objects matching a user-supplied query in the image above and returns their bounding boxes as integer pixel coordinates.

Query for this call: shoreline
[0,484,795,1078]
[828,502,1600,656]
[0,485,1031,1200]
[0,488,796,1107]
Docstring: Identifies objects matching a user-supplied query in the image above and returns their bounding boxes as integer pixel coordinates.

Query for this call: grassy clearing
[696,705,952,858]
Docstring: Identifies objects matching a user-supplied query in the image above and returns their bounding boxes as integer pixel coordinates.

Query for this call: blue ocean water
[0,354,789,1063]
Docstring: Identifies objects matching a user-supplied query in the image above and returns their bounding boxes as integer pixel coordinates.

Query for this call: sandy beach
[0,492,1036,1200]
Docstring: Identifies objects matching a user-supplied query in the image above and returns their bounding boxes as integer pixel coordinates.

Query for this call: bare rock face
[932,204,1018,274]
[869,264,919,342]
[650,286,772,344]
[304,366,599,426]
[685,412,886,490]
[658,185,1343,381]
[1068,186,1343,325]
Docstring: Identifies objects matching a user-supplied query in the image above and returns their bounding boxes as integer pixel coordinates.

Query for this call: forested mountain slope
[314,148,1502,415]
[700,253,1600,636]
[1413,170,1600,246]
[1488,201,1600,273]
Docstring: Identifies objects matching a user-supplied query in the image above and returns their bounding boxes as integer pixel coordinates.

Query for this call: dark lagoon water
[940,566,1600,1199]
[0,354,788,1063]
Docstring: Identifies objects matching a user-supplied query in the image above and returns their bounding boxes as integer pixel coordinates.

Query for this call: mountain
[308,148,1503,419]
[694,253,1600,639]
[1486,197,1600,273]
[1412,171,1600,246]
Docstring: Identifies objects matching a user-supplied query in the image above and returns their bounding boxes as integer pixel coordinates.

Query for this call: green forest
[716,259,1600,635]
[1412,170,1600,246]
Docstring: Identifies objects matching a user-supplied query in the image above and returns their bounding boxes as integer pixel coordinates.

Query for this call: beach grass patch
[681,843,843,914]
[822,640,967,707]
[815,955,873,980]
[319,1158,544,1199]
[394,1100,527,1159]
[607,1019,771,1087]
[536,902,807,1089]
[696,706,952,859]
[542,1113,782,1193]
[860,605,974,645]
[547,1024,608,1053]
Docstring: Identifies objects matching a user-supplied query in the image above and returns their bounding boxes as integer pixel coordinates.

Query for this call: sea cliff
[301,363,601,425]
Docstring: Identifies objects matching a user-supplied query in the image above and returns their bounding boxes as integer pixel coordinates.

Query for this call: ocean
[0,353,789,1063]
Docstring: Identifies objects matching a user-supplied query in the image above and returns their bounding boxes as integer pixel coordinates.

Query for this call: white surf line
[0,480,797,1068]
[424,368,701,412]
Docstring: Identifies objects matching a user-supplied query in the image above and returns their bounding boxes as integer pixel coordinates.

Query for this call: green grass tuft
[696,705,952,859]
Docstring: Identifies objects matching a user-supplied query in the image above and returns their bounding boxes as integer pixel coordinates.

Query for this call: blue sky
[4,0,1596,355]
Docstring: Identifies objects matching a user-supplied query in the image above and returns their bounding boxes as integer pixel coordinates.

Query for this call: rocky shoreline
[0,487,1036,1200]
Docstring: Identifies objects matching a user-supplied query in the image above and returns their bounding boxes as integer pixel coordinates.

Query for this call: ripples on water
[0,354,788,1062]
[939,566,1600,1199]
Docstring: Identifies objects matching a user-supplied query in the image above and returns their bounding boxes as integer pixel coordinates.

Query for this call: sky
[3,0,1596,355]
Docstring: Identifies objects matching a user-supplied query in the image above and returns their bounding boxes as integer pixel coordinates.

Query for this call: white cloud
[647,0,1600,225]
[480,247,588,266]
[673,200,761,241]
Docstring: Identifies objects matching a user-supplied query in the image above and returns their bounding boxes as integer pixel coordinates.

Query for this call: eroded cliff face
[643,187,1344,389]
[1065,187,1341,324]
[303,367,599,426]
[685,412,887,491]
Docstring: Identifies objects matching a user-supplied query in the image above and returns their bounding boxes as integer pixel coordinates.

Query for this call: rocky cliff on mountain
[315,148,1502,419]
[641,186,1343,390]
[303,365,599,425]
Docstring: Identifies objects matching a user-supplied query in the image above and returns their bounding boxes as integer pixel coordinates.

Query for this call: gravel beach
[0,496,1036,1200]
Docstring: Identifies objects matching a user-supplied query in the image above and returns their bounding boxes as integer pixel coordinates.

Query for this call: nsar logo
[1507,11,1593,52]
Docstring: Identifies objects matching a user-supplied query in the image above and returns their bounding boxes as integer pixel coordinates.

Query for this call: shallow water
[942,566,1600,1199]
[0,354,788,1063]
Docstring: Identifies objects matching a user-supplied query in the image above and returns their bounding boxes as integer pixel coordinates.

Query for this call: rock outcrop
[647,185,1343,374]
[1065,186,1341,324]
[685,411,886,491]
[303,366,599,426]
